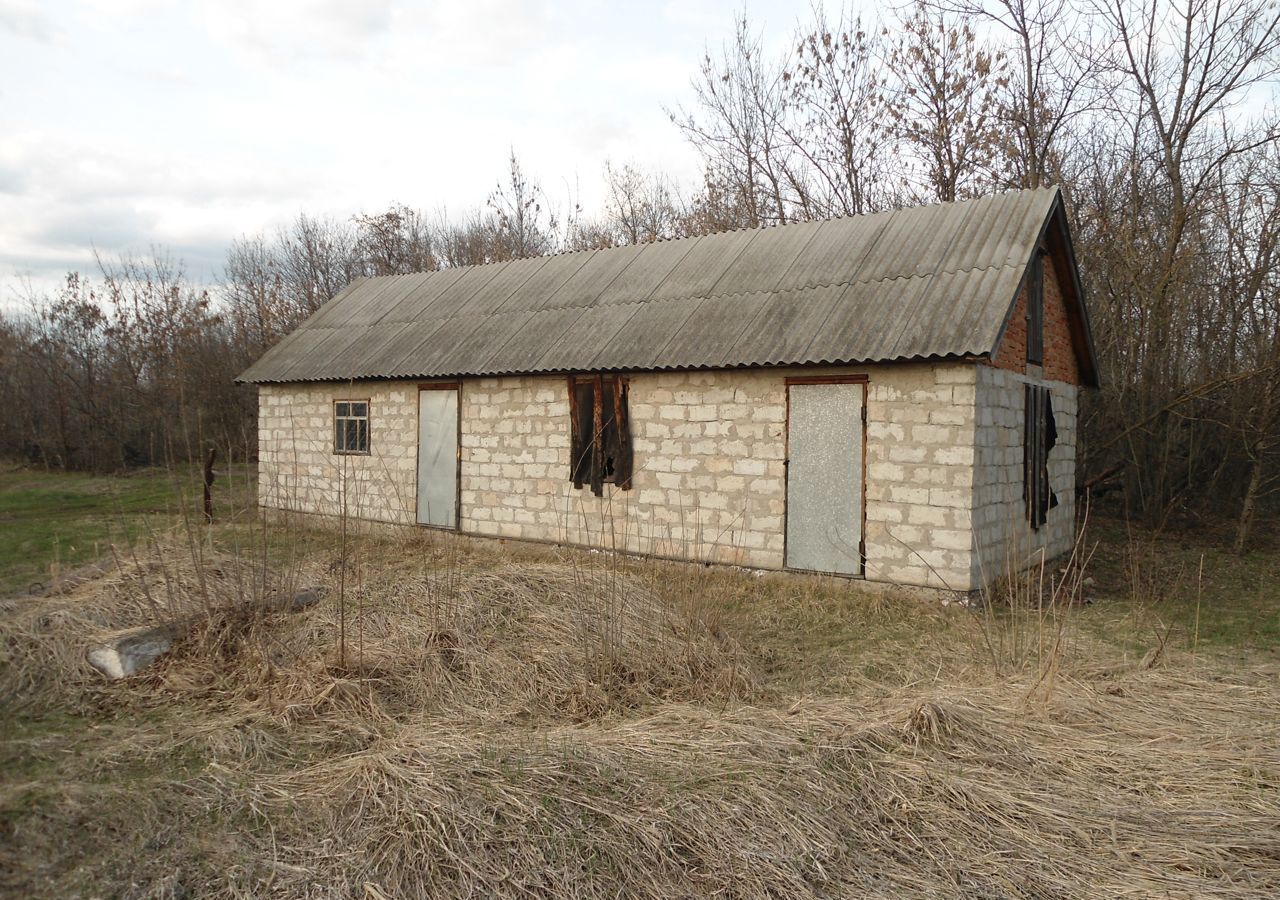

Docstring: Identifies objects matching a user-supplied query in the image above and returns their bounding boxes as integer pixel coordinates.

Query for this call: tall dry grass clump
[3,511,1279,899]
[0,539,290,714]
[181,670,1280,898]
[0,524,753,729]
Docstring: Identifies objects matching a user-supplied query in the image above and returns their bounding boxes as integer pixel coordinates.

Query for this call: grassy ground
[1086,516,1280,652]
[0,462,257,597]
[0,469,1277,897]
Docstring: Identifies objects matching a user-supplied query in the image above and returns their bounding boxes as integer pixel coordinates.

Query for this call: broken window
[1023,384,1058,529]
[569,374,632,496]
[1027,250,1045,366]
[334,400,370,455]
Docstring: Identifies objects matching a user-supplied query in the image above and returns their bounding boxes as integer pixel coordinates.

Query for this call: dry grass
[2,523,1278,898]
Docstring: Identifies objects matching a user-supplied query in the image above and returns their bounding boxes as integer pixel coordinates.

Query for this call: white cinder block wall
[257,360,1078,592]
[973,366,1079,584]
[257,382,421,524]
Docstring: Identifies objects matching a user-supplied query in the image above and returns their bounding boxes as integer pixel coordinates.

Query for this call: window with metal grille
[568,375,632,496]
[1023,384,1058,529]
[334,400,370,455]
[1027,250,1045,366]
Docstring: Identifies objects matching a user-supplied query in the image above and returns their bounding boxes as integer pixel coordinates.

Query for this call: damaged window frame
[568,374,633,496]
[334,399,371,455]
[1023,383,1057,529]
[1027,248,1045,366]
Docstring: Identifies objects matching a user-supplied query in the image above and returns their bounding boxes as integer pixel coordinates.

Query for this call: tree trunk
[1234,449,1265,555]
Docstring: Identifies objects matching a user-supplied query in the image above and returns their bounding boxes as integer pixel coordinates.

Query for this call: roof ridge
[332,187,1059,286]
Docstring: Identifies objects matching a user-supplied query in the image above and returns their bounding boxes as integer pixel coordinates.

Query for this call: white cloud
[195,0,395,64]
[0,0,55,41]
[0,0,821,304]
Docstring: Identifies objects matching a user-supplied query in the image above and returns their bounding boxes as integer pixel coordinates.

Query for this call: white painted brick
[933,446,975,466]
[866,501,905,523]
[869,462,905,481]
[260,361,1079,595]
[887,444,928,463]
[935,364,977,384]
[911,424,954,444]
[889,485,931,505]
[907,505,948,527]
[929,488,967,508]
[751,405,785,423]
[869,422,906,441]
[932,528,971,550]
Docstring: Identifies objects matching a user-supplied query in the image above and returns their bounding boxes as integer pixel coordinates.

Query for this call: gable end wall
[989,248,1081,385]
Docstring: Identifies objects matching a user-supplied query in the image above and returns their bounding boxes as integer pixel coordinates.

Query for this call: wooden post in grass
[203,447,217,524]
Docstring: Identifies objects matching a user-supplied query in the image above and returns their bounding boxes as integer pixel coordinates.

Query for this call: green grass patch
[1086,516,1280,652]
[0,463,257,597]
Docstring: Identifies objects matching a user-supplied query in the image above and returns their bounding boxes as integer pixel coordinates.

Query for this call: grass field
[1,466,1278,898]
[1086,516,1280,652]
[0,463,257,597]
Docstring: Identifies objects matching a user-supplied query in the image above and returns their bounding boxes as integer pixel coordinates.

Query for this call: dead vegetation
[2,524,1278,898]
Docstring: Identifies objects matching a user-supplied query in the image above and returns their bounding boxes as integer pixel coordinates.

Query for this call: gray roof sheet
[238,187,1070,383]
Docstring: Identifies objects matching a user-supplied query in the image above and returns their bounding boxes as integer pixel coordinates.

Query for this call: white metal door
[417,389,458,528]
[785,382,865,575]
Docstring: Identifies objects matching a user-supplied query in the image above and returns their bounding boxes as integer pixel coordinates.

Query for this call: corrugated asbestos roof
[238,186,1077,384]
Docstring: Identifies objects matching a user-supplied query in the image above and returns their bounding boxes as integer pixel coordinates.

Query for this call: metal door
[417,388,458,528]
[785,381,865,575]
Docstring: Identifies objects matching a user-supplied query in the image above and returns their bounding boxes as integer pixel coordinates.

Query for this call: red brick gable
[988,247,1081,386]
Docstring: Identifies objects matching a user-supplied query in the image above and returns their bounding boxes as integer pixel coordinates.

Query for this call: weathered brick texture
[989,252,1081,385]
[258,359,1080,593]
[258,384,420,524]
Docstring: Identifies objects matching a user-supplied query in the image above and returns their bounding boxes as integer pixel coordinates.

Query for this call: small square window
[334,399,370,454]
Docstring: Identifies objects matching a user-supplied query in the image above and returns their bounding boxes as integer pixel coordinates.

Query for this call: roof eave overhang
[235,352,991,387]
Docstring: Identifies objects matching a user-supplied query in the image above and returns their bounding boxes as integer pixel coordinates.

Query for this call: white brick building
[241,188,1098,593]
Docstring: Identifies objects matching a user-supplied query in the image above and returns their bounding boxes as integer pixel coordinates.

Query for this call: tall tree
[784,7,893,215]
[670,15,799,227]
[886,1,1010,202]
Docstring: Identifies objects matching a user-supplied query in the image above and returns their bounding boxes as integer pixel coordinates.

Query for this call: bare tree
[356,204,440,275]
[1071,0,1280,522]
[940,0,1098,187]
[784,6,893,215]
[488,151,556,259]
[602,162,685,244]
[886,1,1011,202]
[670,15,800,226]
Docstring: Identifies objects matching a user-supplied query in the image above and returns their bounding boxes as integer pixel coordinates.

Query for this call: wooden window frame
[333,399,371,456]
[1027,249,1045,366]
[568,374,632,496]
[1023,383,1057,530]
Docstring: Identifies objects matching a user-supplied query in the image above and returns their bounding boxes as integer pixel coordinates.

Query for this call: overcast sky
[0,0,819,303]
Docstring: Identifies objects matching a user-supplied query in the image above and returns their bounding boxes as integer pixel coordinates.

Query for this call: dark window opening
[569,374,632,496]
[1023,384,1058,529]
[1027,250,1045,366]
[334,400,370,454]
